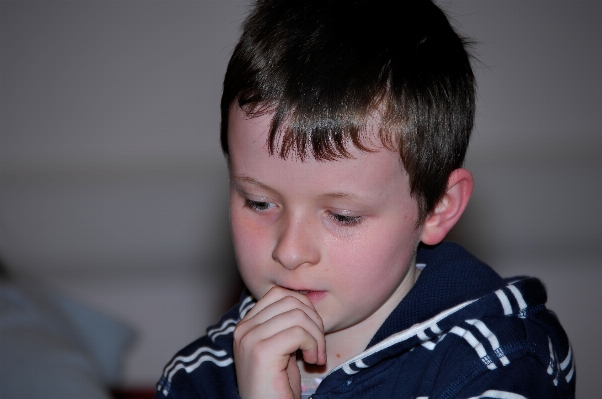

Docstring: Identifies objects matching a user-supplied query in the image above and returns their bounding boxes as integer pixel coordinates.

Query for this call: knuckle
[268,285,287,297]
[233,323,253,347]
[233,323,245,341]
[289,325,307,338]
[237,330,255,351]
[279,308,305,326]
[282,295,304,308]
[289,308,308,322]
[250,339,269,357]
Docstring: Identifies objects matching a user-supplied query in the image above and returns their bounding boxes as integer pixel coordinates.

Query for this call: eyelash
[244,198,274,212]
[244,198,364,227]
[327,211,364,226]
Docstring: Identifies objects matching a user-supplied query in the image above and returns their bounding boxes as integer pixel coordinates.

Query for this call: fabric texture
[154,242,575,399]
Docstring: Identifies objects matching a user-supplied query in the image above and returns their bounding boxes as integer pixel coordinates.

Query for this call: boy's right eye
[244,198,275,212]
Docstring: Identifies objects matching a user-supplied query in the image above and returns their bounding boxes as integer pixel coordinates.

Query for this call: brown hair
[221,0,476,223]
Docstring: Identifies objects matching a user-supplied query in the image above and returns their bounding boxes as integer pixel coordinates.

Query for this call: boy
[155,1,574,398]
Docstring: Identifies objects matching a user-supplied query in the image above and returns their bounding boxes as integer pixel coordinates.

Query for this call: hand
[233,286,327,399]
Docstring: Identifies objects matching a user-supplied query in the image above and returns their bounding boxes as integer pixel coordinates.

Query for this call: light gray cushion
[0,279,135,399]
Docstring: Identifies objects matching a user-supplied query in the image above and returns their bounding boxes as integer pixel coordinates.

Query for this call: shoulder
[153,292,255,399]
[416,278,575,399]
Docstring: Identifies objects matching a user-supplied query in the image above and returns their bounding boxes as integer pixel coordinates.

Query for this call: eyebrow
[232,174,365,201]
[232,175,275,192]
[318,192,362,200]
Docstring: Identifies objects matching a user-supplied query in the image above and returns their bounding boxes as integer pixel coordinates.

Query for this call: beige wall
[1,1,600,397]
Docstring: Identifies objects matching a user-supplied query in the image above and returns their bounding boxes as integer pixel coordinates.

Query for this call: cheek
[229,208,274,295]
[229,206,245,251]
[328,225,416,288]
[230,194,262,247]
[338,222,413,261]
[230,209,258,262]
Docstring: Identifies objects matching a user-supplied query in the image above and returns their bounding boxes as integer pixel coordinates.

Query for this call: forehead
[228,99,401,162]
[227,105,397,162]
[227,106,411,198]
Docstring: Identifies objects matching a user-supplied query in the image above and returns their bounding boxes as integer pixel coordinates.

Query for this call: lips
[280,286,327,303]
[304,291,327,302]
[292,289,327,303]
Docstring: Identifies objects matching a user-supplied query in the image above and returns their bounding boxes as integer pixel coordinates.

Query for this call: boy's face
[228,106,423,334]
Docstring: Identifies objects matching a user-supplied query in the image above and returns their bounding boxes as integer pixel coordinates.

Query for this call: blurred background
[1,1,600,398]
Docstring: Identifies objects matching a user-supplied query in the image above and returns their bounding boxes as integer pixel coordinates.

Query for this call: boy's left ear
[420,168,474,246]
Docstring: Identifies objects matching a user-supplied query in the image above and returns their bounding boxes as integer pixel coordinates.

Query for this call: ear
[420,168,474,246]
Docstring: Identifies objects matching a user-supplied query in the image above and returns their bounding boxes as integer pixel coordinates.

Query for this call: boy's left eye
[328,211,363,226]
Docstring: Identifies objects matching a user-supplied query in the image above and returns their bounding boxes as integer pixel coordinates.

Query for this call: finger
[245,295,324,333]
[236,289,325,349]
[235,302,325,363]
[237,309,326,365]
[235,332,307,399]
[242,286,318,322]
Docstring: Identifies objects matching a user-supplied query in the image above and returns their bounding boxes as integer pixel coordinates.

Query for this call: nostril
[272,218,320,269]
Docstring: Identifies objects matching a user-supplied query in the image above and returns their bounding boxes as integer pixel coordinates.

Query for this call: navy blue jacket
[154,242,575,398]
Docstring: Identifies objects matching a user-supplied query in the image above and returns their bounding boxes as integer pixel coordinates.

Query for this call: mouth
[282,287,314,294]
[279,285,328,303]
[283,287,327,303]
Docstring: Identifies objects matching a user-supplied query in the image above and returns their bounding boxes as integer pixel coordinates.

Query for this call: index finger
[242,286,320,324]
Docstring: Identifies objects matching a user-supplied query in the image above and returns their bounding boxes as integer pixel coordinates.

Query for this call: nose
[272,214,320,270]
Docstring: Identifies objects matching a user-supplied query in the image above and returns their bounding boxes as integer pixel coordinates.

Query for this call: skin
[228,106,473,399]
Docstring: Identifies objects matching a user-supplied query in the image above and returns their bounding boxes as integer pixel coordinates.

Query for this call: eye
[327,211,364,226]
[244,198,276,212]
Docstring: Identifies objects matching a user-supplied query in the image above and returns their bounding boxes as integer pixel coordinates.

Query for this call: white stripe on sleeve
[450,326,496,370]
[495,289,513,315]
[467,390,527,399]
[507,285,528,316]
[163,347,228,378]
[466,319,510,366]
[560,345,572,370]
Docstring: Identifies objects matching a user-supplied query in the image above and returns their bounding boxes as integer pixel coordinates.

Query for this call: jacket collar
[368,242,506,347]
